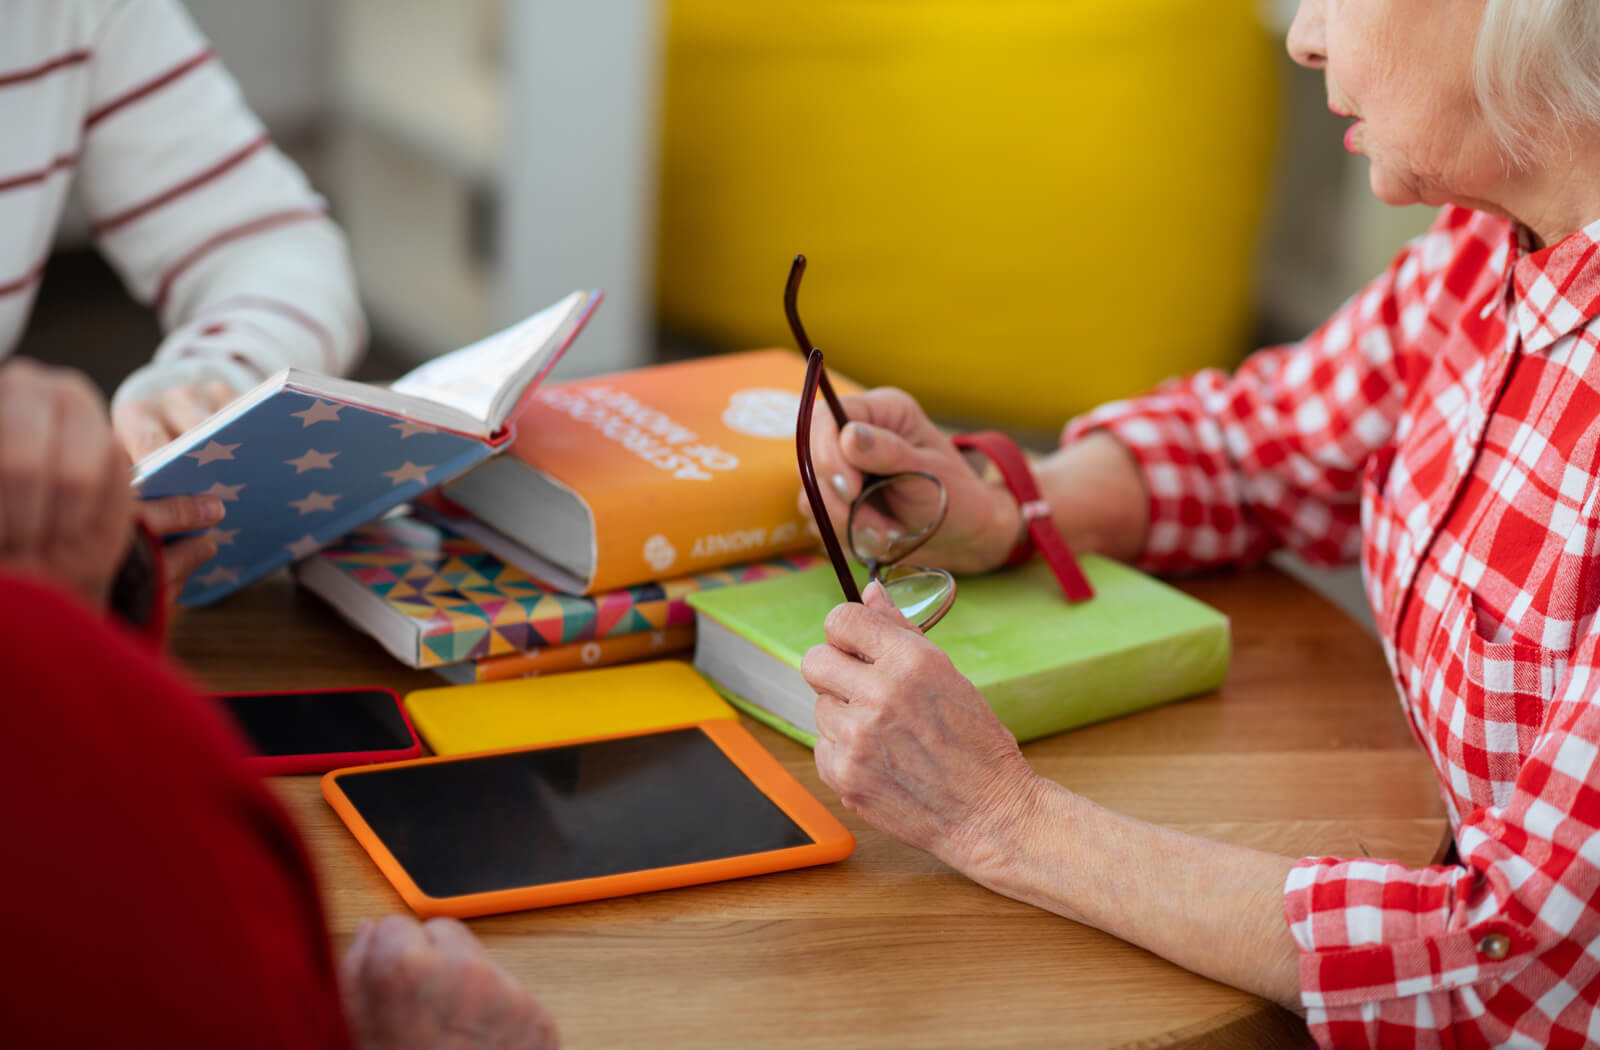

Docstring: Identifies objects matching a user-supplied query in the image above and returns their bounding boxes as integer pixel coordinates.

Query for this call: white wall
[181,0,330,132]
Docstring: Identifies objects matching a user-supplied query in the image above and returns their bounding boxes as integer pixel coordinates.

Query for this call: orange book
[444,350,847,594]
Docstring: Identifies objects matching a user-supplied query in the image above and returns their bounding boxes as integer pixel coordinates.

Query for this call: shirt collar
[1510,216,1600,354]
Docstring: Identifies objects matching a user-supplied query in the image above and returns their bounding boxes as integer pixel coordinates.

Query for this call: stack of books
[291,349,835,682]
[141,288,1235,733]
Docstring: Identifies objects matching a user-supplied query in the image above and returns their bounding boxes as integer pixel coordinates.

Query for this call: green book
[686,557,1230,747]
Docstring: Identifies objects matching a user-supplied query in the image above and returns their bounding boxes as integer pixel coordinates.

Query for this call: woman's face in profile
[1289,0,1505,213]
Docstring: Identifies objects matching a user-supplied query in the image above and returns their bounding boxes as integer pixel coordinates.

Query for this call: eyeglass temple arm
[786,254,854,433]
[799,352,862,604]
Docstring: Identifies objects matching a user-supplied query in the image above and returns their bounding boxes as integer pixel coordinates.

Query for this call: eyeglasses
[788,254,957,632]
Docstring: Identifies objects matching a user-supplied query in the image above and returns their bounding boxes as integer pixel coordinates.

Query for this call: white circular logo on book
[644,534,677,572]
[723,389,801,439]
[581,642,601,665]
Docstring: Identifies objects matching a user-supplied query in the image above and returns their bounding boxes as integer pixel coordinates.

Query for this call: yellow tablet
[323,721,855,917]
[404,660,736,756]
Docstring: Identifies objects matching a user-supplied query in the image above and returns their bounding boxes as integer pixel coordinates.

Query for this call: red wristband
[951,431,1094,603]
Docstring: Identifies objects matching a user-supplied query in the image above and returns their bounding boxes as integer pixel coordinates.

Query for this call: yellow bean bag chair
[656,1,1280,431]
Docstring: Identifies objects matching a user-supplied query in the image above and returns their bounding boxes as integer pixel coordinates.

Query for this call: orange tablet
[322,721,854,918]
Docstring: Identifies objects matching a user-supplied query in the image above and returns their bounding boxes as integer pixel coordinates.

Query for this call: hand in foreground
[0,358,137,607]
[341,915,560,1050]
[799,386,1018,574]
[135,491,224,602]
[113,379,239,461]
[803,581,1041,873]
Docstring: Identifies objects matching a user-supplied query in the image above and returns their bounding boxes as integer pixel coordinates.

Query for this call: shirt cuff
[1283,856,1535,1013]
[1062,396,1195,574]
[111,318,284,409]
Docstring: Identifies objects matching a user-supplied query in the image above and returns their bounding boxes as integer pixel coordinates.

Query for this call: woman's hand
[341,915,560,1050]
[802,581,1042,872]
[135,492,224,603]
[113,379,239,461]
[799,387,1020,574]
[0,359,137,607]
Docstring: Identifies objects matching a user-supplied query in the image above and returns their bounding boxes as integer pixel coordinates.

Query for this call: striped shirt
[1067,205,1600,1047]
[1,0,364,406]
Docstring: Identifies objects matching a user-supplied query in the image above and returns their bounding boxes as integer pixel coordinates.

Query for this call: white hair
[1474,0,1600,165]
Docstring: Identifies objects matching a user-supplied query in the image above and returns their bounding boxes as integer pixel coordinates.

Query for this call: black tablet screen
[335,727,814,898]
[218,689,414,756]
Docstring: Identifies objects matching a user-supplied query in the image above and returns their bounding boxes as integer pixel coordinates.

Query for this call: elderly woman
[799,0,1600,1044]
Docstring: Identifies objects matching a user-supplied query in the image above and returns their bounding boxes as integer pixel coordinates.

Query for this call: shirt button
[1478,933,1511,960]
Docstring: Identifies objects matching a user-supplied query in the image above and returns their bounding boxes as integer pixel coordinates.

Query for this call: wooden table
[171,566,1447,1050]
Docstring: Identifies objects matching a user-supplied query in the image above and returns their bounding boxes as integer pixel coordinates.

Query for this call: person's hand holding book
[0,358,224,614]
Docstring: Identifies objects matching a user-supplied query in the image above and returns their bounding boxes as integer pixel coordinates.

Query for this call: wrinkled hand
[113,379,239,461]
[802,581,1041,871]
[799,387,1017,574]
[0,358,136,606]
[341,915,559,1050]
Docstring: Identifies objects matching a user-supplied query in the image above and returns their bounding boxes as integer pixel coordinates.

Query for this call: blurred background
[20,0,1430,624]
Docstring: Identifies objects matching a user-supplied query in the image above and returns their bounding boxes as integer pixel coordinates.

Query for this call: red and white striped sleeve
[1059,222,1434,575]
[75,0,365,407]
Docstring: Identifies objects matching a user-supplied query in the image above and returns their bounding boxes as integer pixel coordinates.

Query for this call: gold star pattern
[381,461,435,486]
[291,400,344,426]
[285,448,339,473]
[290,491,341,515]
[186,440,240,466]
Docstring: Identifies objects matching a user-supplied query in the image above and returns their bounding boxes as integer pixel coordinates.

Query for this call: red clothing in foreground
[0,573,349,1049]
[1069,205,1600,1047]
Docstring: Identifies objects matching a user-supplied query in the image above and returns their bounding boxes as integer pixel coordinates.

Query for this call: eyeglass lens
[847,474,946,565]
[877,565,956,628]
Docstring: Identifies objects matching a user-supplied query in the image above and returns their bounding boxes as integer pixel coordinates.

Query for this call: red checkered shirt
[1066,205,1600,1047]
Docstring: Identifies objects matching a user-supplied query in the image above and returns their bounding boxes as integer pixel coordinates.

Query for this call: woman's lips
[1343,120,1362,153]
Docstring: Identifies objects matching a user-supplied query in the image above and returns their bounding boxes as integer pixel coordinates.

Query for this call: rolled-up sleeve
[1287,628,1600,1045]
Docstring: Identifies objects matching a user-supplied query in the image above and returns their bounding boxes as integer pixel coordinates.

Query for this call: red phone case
[219,686,423,776]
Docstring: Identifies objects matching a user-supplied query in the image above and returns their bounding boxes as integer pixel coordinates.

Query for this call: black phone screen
[333,727,814,898]
[216,689,415,756]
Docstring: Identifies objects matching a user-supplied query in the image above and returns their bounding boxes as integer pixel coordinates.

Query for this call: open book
[133,290,601,606]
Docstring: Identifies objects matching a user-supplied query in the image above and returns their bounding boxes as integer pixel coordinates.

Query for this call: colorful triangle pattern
[311,513,823,668]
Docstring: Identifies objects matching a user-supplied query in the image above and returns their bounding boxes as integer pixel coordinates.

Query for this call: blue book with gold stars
[132,290,601,606]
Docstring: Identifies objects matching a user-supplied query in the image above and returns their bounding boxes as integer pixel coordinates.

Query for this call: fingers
[801,392,853,537]
[161,534,219,597]
[844,387,948,449]
[822,589,922,664]
[113,381,239,461]
[861,579,914,627]
[136,492,224,537]
[421,918,561,1048]
[0,360,124,563]
[339,918,380,1018]
[112,401,171,462]
[51,376,123,543]
[0,361,59,554]
[839,419,932,478]
[158,382,229,436]
[801,639,876,706]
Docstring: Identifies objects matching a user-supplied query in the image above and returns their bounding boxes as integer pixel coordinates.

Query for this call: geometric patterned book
[295,513,822,668]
